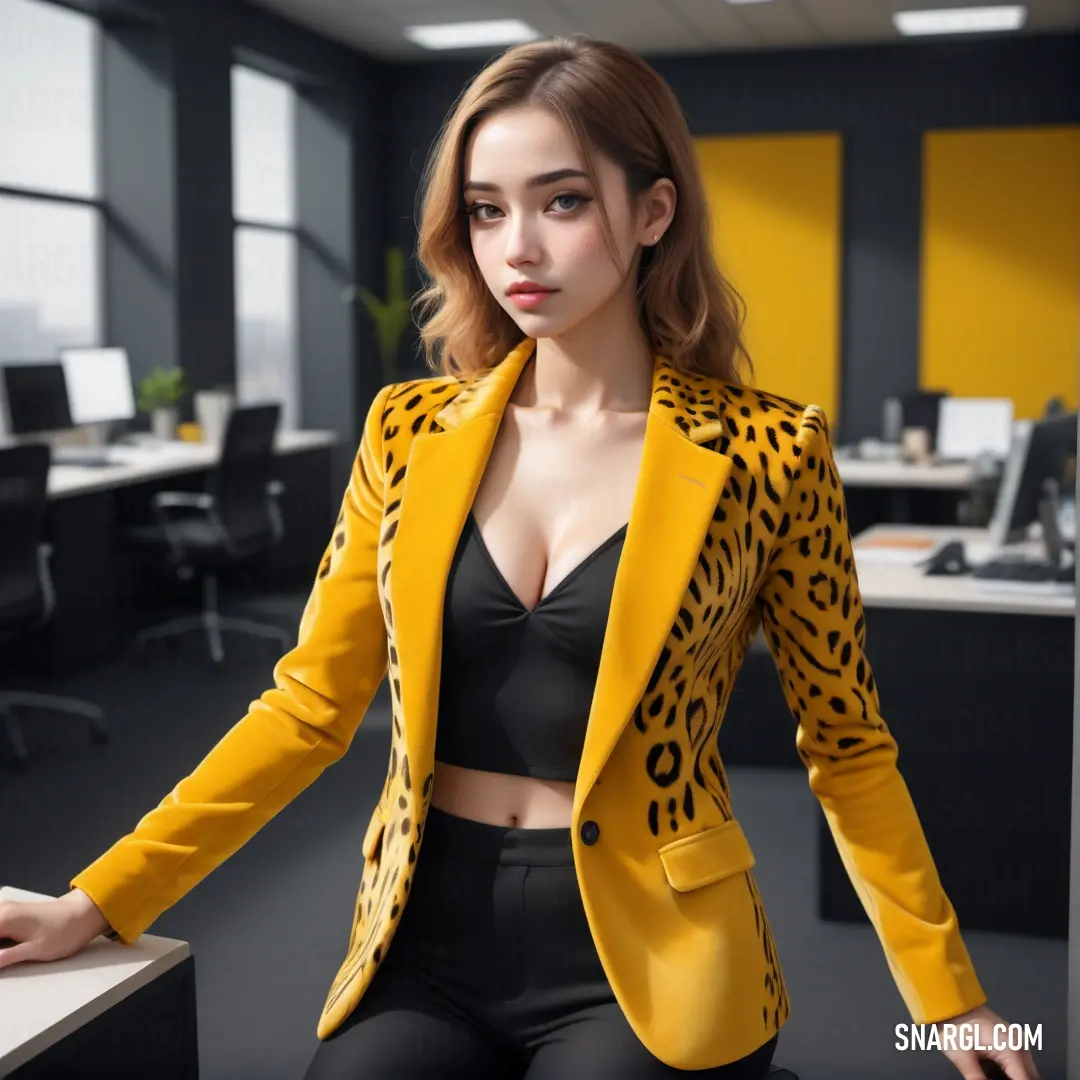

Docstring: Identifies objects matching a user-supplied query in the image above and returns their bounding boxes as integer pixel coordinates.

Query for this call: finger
[0,941,38,970]
[995,1050,1036,1080]
[1023,1049,1042,1080]
[0,907,28,940]
[956,1066,989,1079]
[949,1052,992,1080]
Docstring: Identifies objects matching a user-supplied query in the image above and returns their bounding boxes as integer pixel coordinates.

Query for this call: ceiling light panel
[403,18,542,50]
[892,6,1028,36]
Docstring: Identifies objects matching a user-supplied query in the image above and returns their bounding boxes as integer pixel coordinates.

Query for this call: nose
[503,211,542,268]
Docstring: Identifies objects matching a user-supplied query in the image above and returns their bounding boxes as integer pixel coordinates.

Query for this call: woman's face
[463,105,669,340]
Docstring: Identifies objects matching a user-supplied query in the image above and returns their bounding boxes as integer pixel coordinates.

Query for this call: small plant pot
[151,407,179,441]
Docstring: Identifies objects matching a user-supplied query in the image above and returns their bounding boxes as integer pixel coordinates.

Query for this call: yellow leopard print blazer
[71,337,986,1069]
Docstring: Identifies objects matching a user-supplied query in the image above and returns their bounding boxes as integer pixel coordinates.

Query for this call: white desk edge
[0,887,189,1078]
[836,457,982,490]
[853,525,1075,618]
[48,429,340,500]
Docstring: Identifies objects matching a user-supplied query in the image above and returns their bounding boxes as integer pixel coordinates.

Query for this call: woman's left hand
[935,1004,1040,1079]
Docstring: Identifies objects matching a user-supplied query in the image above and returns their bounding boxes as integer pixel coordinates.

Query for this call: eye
[465,202,501,222]
[551,193,590,213]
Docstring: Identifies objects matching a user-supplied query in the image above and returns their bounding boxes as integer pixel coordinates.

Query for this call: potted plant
[352,247,413,383]
[137,366,187,441]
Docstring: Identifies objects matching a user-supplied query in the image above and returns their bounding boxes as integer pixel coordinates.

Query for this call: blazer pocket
[361,806,386,861]
[658,818,756,893]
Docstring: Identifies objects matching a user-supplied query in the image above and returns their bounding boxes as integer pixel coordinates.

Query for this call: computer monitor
[936,398,1014,461]
[1,362,73,437]
[988,413,1077,547]
[58,346,136,426]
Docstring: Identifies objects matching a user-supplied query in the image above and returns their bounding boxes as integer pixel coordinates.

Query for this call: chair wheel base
[133,609,291,668]
[1,697,107,767]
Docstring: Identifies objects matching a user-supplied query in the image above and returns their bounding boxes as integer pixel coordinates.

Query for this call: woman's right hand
[0,888,111,970]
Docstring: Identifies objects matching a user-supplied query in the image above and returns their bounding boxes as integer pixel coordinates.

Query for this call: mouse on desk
[923,540,971,576]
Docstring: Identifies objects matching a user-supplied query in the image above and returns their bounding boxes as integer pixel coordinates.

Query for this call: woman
[0,36,1039,1080]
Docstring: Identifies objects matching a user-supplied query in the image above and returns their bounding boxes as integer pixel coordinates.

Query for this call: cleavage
[469,511,627,614]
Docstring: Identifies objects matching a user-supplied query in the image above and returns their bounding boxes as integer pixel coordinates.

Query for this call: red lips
[507,280,555,295]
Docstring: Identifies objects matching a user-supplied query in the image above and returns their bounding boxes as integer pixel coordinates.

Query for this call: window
[0,0,103,362]
[232,65,300,431]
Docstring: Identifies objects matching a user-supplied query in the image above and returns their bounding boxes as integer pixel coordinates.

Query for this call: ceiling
[245,0,1080,61]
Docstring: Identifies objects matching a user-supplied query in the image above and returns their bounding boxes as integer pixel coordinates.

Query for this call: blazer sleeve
[69,382,395,943]
[756,404,987,1025]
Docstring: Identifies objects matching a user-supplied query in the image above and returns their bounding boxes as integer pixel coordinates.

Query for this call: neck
[521,288,654,419]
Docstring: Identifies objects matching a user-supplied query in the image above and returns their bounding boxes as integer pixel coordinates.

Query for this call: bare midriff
[430,761,577,828]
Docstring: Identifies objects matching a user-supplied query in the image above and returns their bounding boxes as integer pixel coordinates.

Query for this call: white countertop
[853,525,1075,617]
[0,887,190,1077]
[48,429,339,500]
[836,457,982,490]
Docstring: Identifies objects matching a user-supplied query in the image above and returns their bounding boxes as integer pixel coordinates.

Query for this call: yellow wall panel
[695,133,842,423]
[920,126,1080,419]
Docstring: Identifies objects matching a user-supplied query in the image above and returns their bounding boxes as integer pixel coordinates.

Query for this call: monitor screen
[989,414,1078,547]
[936,398,1014,460]
[58,347,136,425]
[1,362,73,436]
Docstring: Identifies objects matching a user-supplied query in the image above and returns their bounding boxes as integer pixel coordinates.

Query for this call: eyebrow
[462,168,590,194]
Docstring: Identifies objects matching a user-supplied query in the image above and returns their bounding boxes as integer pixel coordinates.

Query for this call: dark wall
[93,0,389,481]
[102,16,177,389]
[384,33,1080,441]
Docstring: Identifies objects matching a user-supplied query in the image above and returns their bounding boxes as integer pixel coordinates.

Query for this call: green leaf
[356,247,412,378]
[136,366,187,413]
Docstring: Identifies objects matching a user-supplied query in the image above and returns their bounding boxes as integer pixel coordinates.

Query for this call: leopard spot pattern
[320,361,861,1038]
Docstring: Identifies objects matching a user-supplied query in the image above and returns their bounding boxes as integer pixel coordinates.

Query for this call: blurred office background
[1,2,1078,1079]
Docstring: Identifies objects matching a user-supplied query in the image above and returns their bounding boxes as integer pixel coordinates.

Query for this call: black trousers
[304,807,779,1079]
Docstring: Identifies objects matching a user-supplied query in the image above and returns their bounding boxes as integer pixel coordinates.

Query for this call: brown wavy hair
[412,36,752,386]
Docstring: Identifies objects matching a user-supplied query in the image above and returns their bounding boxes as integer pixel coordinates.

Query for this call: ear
[636,178,677,247]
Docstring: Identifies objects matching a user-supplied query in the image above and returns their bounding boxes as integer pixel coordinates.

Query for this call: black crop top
[434,511,627,782]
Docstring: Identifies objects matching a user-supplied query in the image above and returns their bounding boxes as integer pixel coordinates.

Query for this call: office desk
[720,522,1066,770]
[836,458,981,490]
[1,431,340,675]
[47,430,336,499]
[817,525,1074,939]
[0,887,196,1080]
[835,456,994,533]
[854,525,1073,616]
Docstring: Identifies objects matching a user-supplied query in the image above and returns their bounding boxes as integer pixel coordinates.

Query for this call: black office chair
[768,1068,798,1078]
[1043,395,1068,419]
[129,403,292,666]
[0,443,108,766]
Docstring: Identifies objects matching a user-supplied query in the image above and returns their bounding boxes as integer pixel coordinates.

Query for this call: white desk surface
[0,887,189,1078]
[48,429,339,500]
[836,457,981,490]
[853,525,1075,618]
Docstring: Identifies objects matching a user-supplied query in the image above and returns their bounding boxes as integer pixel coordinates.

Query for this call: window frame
[0,0,108,355]
[231,61,302,430]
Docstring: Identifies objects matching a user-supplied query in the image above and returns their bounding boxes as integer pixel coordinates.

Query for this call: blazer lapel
[388,338,734,804]
[390,340,536,789]
[574,412,732,806]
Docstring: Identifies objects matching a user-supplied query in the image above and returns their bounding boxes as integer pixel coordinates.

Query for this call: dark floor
[1,595,1067,1080]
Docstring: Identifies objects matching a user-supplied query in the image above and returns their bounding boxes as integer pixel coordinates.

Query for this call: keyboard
[52,450,115,467]
[972,558,1074,585]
